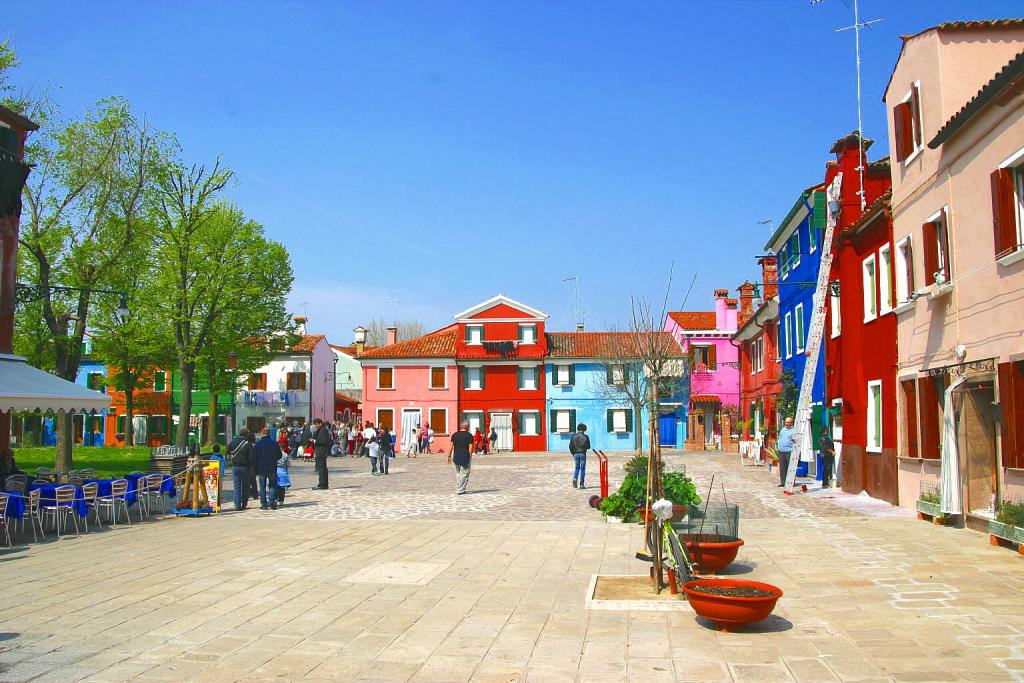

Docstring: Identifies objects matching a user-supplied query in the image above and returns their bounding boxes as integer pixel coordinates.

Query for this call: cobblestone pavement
[1,450,1022,682]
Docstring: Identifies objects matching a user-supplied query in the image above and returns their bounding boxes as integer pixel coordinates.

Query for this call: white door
[492,413,513,451]
[466,412,483,435]
[401,409,421,453]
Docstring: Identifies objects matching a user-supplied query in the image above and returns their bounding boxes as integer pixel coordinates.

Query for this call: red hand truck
[588,450,610,509]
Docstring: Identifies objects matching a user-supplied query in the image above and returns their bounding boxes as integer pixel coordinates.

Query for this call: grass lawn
[12,446,152,479]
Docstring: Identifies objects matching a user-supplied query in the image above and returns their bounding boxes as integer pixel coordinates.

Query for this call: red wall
[459,364,548,451]
[739,317,781,438]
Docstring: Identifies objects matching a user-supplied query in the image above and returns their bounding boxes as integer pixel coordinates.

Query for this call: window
[866,380,882,452]
[518,324,537,344]
[86,372,104,391]
[862,254,877,321]
[248,373,267,391]
[376,409,394,430]
[549,409,576,434]
[918,375,943,459]
[153,371,166,392]
[463,366,484,390]
[377,367,394,390]
[465,325,483,345]
[246,416,266,434]
[750,337,764,374]
[689,346,716,371]
[606,364,627,385]
[922,209,951,287]
[878,245,894,313]
[463,411,484,433]
[151,415,168,436]
[901,380,918,459]
[430,366,446,389]
[830,289,841,338]
[894,82,923,162]
[789,232,801,270]
[518,410,540,436]
[517,366,539,390]
[992,159,1024,260]
[429,408,447,435]
[794,304,805,353]
[552,364,574,386]
[286,372,307,390]
[783,312,792,359]
[997,361,1024,469]
[895,236,915,305]
[779,245,789,279]
[606,408,633,433]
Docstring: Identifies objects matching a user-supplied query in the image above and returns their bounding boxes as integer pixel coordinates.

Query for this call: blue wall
[544,361,684,452]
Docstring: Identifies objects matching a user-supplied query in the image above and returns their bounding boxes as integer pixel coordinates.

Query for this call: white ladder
[785,173,843,489]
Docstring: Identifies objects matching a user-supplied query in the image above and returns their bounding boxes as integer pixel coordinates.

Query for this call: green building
[170,370,234,445]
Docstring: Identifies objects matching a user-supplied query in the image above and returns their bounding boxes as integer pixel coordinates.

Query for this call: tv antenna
[813,0,883,211]
[563,276,585,329]
[757,218,775,233]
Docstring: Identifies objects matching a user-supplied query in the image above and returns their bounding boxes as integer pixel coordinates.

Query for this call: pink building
[357,326,460,454]
[665,289,741,449]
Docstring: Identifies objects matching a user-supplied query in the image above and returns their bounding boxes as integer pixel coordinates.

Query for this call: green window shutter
[569,409,577,432]
[625,409,634,432]
[516,413,523,434]
[462,368,469,390]
[117,416,125,433]
[551,366,558,385]
[517,325,523,343]
[607,409,614,433]
[479,366,486,389]
[549,410,557,433]
[606,366,613,384]
[154,371,166,392]
[568,365,575,386]
[516,367,523,389]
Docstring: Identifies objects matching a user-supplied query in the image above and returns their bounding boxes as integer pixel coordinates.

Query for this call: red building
[822,133,896,503]
[104,368,173,447]
[454,295,549,451]
[735,256,781,440]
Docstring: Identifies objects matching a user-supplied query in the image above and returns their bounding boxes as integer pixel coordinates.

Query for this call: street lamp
[227,351,238,438]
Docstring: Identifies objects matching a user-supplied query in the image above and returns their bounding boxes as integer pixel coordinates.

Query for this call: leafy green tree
[777,369,798,423]
[17,97,166,471]
[150,168,293,446]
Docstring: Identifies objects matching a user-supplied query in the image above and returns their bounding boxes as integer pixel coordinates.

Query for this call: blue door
[658,414,677,447]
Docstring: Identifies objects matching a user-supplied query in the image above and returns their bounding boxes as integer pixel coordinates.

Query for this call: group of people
[772,416,837,489]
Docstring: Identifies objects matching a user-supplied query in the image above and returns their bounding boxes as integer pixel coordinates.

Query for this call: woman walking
[379,426,393,474]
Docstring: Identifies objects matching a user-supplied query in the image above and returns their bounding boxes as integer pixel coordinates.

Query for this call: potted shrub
[600,454,700,523]
[916,488,948,524]
[989,500,1024,552]
[682,579,783,632]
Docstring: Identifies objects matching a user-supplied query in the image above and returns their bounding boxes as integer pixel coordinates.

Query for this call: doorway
[961,381,997,514]
[658,414,677,447]
[491,413,513,451]
[401,408,421,453]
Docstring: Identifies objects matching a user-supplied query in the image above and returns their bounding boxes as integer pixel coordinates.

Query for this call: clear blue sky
[6,1,1020,342]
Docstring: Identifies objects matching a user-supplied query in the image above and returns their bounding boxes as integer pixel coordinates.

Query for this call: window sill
[996,249,1024,268]
[866,447,883,454]
[464,388,483,391]
[377,387,395,391]
[429,387,448,391]
[929,283,953,300]
[892,300,915,316]
[904,146,923,165]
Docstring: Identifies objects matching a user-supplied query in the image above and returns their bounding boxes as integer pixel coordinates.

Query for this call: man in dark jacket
[227,430,253,511]
[569,424,591,489]
[253,426,282,509]
[311,418,332,489]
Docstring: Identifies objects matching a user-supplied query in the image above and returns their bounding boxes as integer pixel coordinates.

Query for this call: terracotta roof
[547,332,684,359]
[929,50,1024,148]
[334,392,360,407]
[725,298,738,306]
[847,189,892,236]
[867,156,891,170]
[691,394,721,404]
[357,329,458,359]
[667,311,717,331]
[291,334,326,352]
[330,343,379,356]
[829,131,874,154]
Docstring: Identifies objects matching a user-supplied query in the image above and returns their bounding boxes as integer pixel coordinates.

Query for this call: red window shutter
[922,221,938,286]
[893,102,913,162]
[999,362,1023,469]
[910,84,923,148]
[918,376,940,459]
[903,380,919,458]
[991,168,1018,258]
[939,207,951,277]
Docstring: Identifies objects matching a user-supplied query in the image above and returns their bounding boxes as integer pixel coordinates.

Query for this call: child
[367,435,381,476]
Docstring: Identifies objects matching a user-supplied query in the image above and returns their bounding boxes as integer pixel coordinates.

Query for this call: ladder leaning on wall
[785,172,843,490]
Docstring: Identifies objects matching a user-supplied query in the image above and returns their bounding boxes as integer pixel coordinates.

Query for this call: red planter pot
[637,506,688,524]
[684,534,744,573]
[682,579,782,631]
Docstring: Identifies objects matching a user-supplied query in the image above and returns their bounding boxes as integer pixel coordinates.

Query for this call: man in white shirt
[362,422,377,447]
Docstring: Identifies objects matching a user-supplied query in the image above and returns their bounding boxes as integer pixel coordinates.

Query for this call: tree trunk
[176,362,195,447]
[125,378,136,447]
[208,391,219,447]
[634,399,644,454]
[54,411,74,472]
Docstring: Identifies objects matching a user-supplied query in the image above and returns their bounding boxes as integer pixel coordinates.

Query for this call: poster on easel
[202,462,221,512]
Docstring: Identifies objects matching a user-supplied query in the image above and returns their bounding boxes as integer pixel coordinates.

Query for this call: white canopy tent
[939,373,967,516]
[0,353,110,415]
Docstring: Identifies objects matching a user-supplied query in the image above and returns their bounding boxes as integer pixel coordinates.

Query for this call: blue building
[544,331,685,453]
[766,184,827,476]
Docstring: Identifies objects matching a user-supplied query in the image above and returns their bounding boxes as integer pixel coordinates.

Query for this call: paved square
[2,450,1023,682]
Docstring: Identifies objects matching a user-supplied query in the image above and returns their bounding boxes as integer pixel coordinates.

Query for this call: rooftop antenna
[563,276,585,329]
[814,0,883,211]
[757,219,775,233]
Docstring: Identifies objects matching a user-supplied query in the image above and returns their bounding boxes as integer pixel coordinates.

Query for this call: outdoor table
[84,479,139,507]
[2,491,26,519]
[124,473,177,499]
[27,483,89,518]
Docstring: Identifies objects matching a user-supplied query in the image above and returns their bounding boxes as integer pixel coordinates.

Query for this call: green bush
[996,500,1024,528]
[600,455,700,521]
[919,490,940,505]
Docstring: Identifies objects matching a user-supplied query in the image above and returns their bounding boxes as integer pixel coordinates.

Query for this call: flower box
[916,499,948,525]
[988,520,1024,553]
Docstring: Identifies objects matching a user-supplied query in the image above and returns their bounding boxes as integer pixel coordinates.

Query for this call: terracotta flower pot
[682,579,782,631]
[683,534,744,572]
[637,505,688,524]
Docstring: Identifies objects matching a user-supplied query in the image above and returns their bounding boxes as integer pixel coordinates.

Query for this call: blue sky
[6,1,1020,343]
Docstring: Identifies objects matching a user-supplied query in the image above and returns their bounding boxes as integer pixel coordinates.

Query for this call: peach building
[884,20,1024,515]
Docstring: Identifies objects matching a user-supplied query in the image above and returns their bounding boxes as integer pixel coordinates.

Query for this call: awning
[0,354,110,414]
[691,394,722,404]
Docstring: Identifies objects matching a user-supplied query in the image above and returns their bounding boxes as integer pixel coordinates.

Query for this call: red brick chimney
[738,282,755,326]
[759,255,778,300]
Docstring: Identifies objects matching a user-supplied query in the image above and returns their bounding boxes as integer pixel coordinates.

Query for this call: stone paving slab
[0,450,1021,682]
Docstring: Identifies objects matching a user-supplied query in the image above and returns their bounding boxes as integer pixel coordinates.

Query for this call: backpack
[229,439,250,467]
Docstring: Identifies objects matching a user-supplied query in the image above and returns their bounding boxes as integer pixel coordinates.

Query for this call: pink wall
[310,339,336,422]
[664,300,741,409]
[361,364,459,452]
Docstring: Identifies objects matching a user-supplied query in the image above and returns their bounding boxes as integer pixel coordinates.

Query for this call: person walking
[227,430,253,511]
[367,432,381,476]
[419,423,429,456]
[311,418,332,490]
[569,423,591,489]
[818,427,836,489]
[776,417,795,487]
[473,428,484,456]
[347,423,356,456]
[407,423,419,457]
[276,442,292,504]
[361,421,376,458]
[246,429,259,499]
[488,427,498,455]
[448,421,474,495]
[379,426,393,474]
[277,428,291,457]
[253,426,282,510]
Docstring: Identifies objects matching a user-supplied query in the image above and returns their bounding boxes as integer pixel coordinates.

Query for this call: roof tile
[667,311,717,331]
[291,334,326,352]
[546,331,684,359]
[356,329,458,359]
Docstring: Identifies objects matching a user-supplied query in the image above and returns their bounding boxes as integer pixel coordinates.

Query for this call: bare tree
[365,317,425,346]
